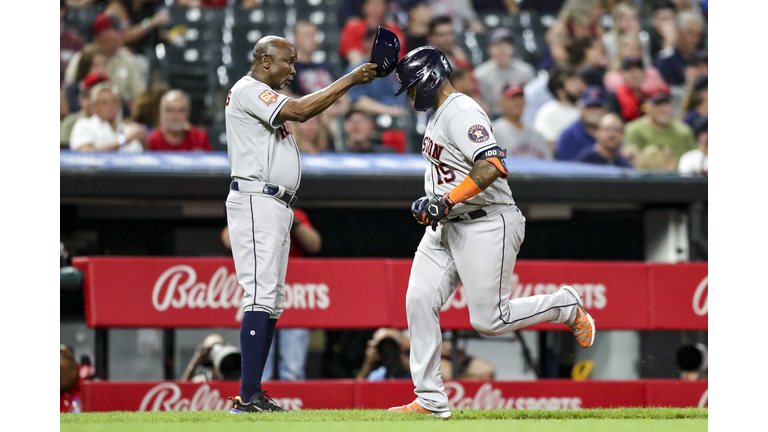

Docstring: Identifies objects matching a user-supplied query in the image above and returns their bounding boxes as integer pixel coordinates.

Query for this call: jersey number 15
[434,163,456,185]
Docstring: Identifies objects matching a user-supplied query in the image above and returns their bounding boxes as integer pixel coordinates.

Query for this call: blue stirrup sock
[239,311,278,402]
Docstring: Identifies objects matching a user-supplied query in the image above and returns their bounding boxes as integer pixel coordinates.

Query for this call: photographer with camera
[357,328,411,381]
[181,334,242,382]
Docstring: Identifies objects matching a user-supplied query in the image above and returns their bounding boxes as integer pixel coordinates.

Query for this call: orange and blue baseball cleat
[560,285,596,348]
[388,400,451,419]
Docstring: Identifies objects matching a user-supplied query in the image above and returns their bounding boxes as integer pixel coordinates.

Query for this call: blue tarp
[59,151,649,178]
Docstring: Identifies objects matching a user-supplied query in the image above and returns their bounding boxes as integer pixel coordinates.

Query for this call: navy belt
[230,181,298,207]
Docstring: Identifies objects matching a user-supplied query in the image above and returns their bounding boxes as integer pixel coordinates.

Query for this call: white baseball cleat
[559,285,596,348]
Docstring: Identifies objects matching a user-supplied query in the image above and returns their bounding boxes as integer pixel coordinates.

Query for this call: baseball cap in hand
[92,12,124,35]
[580,86,605,107]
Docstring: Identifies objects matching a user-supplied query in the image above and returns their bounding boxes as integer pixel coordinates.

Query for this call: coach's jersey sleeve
[446,107,498,163]
[238,82,292,128]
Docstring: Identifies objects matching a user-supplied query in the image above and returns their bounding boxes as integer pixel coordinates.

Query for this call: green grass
[61,408,707,432]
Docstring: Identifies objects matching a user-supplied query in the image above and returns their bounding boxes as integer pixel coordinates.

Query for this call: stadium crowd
[60,0,707,175]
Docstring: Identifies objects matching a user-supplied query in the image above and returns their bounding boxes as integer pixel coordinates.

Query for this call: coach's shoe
[560,285,596,348]
[388,401,451,419]
[229,391,287,413]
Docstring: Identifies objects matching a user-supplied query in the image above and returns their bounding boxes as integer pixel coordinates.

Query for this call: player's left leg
[449,206,590,339]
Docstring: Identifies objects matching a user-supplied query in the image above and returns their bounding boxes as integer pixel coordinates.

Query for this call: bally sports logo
[441,273,607,311]
[692,276,708,316]
[445,382,582,410]
[152,265,331,322]
[139,383,302,411]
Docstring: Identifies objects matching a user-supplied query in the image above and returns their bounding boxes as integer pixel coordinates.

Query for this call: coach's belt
[230,181,298,207]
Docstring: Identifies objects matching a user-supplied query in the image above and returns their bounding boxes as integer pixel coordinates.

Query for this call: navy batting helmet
[369,26,400,78]
[394,46,453,111]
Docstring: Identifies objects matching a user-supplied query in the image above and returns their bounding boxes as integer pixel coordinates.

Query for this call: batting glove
[424,193,457,231]
[411,196,430,225]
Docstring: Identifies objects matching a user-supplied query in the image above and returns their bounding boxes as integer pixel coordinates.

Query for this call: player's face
[406,82,418,102]
[270,47,297,90]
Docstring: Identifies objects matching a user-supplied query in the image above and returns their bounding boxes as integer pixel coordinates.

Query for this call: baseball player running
[225,36,377,413]
[387,47,596,419]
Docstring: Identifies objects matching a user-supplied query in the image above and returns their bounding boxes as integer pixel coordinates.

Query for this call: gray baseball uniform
[225,75,299,318]
[407,93,581,413]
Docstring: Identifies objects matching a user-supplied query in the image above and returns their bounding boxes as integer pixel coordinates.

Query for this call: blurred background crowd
[60,0,708,174]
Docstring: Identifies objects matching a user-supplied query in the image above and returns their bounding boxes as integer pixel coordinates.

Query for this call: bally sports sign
[72,257,707,330]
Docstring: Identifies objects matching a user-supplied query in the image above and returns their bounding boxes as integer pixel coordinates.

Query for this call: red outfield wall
[81,379,708,412]
[72,257,708,330]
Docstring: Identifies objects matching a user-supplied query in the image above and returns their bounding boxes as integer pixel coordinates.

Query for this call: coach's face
[265,43,297,90]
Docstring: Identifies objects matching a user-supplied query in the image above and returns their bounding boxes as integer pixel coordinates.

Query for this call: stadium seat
[64,4,100,41]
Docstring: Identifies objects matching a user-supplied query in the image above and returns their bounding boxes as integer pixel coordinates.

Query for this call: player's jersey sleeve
[446,107,498,163]
[238,82,292,128]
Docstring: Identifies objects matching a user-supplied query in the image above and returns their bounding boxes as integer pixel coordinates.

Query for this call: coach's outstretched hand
[350,63,378,85]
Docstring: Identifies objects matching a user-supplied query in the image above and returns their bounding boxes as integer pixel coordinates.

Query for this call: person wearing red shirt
[338,0,407,66]
[148,90,212,151]
[61,345,82,413]
[612,57,647,123]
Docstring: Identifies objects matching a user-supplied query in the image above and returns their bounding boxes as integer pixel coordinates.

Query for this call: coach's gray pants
[226,190,293,319]
[406,205,578,411]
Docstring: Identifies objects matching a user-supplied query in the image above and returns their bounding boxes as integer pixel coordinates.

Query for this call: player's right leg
[388,226,459,419]
[226,191,292,412]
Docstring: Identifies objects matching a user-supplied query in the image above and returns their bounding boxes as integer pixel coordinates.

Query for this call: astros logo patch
[468,125,489,143]
[259,90,278,105]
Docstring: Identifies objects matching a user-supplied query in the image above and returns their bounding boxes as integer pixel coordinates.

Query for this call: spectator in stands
[345,29,406,116]
[556,86,606,161]
[61,0,84,86]
[576,113,632,167]
[131,83,170,131]
[61,72,110,149]
[440,340,495,380]
[63,45,107,114]
[602,2,650,67]
[291,117,333,153]
[521,37,603,127]
[342,109,394,153]
[148,90,212,151]
[645,0,677,60]
[624,86,695,164]
[608,57,646,123]
[680,75,706,129]
[64,11,147,106]
[429,0,486,35]
[177,0,230,7]
[474,29,537,119]
[70,82,147,152]
[338,0,407,67]
[603,33,667,94]
[221,208,322,381]
[677,116,707,176]
[449,67,489,116]
[655,10,705,87]
[357,328,411,380]
[492,83,552,160]
[426,16,472,70]
[533,64,585,152]
[290,21,339,98]
[569,36,609,89]
[104,1,168,55]
[61,345,83,413]
[546,0,604,69]
[402,0,431,51]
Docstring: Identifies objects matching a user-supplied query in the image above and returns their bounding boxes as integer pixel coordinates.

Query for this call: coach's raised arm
[248,36,377,124]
